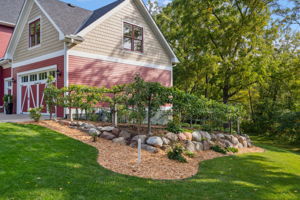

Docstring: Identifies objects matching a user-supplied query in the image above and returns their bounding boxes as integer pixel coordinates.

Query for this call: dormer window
[123,22,143,53]
[29,19,40,48]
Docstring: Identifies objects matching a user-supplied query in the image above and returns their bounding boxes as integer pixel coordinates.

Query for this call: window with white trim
[123,22,143,53]
[30,74,37,82]
[39,72,47,80]
[22,76,28,83]
[29,19,41,48]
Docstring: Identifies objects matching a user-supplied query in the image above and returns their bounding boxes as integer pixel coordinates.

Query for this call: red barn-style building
[0,0,178,117]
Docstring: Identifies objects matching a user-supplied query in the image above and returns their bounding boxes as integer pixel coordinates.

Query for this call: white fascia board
[12,50,64,68]
[0,21,15,27]
[68,50,173,71]
[77,0,129,37]
[34,0,65,40]
[17,65,57,76]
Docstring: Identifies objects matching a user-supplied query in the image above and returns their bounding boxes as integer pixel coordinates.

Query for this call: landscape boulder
[88,128,100,136]
[100,132,116,140]
[185,140,196,152]
[111,128,121,136]
[141,144,158,153]
[162,137,171,145]
[165,132,178,142]
[200,131,211,141]
[193,141,204,151]
[131,135,147,144]
[119,130,131,139]
[203,140,211,150]
[192,131,202,142]
[183,132,192,141]
[101,126,115,132]
[112,137,127,145]
[147,136,163,147]
[178,133,187,141]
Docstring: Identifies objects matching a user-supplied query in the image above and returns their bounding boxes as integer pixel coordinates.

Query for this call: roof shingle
[0,0,25,25]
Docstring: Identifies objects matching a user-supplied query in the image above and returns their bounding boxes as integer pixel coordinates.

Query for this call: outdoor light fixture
[56,69,62,76]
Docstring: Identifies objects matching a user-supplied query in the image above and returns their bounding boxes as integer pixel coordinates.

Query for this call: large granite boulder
[185,140,196,152]
[193,141,204,151]
[100,131,116,140]
[165,132,178,142]
[162,137,171,145]
[146,136,163,147]
[200,131,211,141]
[131,135,147,144]
[178,133,187,141]
[100,126,115,132]
[141,144,158,153]
[119,130,131,139]
[112,137,127,145]
[203,140,211,150]
[111,128,121,136]
[88,128,100,136]
[192,131,202,142]
[183,132,193,141]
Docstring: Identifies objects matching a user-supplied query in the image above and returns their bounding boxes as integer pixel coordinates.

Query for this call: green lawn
[0,123,299,200]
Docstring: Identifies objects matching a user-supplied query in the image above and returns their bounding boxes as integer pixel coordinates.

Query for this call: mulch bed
[23,120,265,180]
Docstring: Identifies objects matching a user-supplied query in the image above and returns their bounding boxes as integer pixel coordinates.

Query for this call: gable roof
[77,0,125,33]
[5,0,178,63]
[0,0,25,26]
[36,0,92,35]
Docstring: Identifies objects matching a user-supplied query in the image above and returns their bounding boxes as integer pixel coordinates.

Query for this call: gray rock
[77,121,84,126]
[200,131,211,141]
[119,130,131,139]
[88,128,100,136]
[242,141,248,148]
[112,137,127,145]
[100,132,116,140]
[131,135,147,144]
[165,132,178,142]
[146,136,163,147]
[193,141,204,151]
[141,144,158,153]
[238,136,246,143]
[84,123,95,129]
[101,126,115,132]
[96,126,103,131]
[70,121,78,126]
[192,131,202,142]
[112,128,121,136]
[217,133,225,139]
[237,143,244,148]
[186,140,196,152]
[210,134,217,141]
[247,141,252,148]
[162,137,171,145]
[224,140,233,148]
[203,140,211,150]
[224,134,232,141]
[231,136,239,145]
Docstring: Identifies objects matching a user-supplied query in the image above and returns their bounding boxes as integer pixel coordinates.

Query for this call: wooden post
[137,138,141,164]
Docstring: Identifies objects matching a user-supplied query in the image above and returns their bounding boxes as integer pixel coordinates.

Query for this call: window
[39,72,47,80]
[7,81,12,87]
[22,76,28,83]
[29,19,40,48]
[30,74,37,82]
[123,22,143,53]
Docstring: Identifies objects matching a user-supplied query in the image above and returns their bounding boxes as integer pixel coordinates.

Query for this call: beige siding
[71,0,172,66]
[13,3,64,63]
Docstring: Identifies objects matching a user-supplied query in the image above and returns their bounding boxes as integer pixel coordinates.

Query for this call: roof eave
[0,21,15,27]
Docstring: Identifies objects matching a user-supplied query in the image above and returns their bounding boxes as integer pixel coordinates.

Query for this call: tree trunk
[68,107,73,121]
[76,108,79,120]
[237,117,240,134]
[112,104,118,127]
[248,88,255,122]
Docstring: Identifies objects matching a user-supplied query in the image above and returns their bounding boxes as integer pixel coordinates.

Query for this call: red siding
[12,56,65,117]
[0,25,14,58]
[0,67,12,109]
[68,55,172,88]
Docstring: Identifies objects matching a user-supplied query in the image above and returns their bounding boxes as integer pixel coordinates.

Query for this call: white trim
[33,0,64,40]
[17,65,57,76]
[28,15,41,24]
[17,65,57,114]
[122,20,144,55]
[77,0,129,37]
[64,43,69,87]
[0,21,15,27]
[12,50,64,68]
[68,50,172,71]
[28,44,41,51]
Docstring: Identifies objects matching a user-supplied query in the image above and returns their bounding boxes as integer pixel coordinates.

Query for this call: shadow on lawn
[0,123,299,200]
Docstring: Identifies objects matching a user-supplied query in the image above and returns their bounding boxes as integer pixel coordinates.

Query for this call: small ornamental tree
[59,85,81,121]
[107,85,126,127]
[44,76,58,120]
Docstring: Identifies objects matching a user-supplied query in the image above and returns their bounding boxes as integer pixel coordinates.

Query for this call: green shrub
[167,144,187,163]
[3,94,13,103]
[166,121,182,134]
[184,151,195,158]
[29,107,43,122]
[211,145,227,154]
[226,147,239,153]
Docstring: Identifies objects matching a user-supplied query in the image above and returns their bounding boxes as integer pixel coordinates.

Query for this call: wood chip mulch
[24,120,265,180]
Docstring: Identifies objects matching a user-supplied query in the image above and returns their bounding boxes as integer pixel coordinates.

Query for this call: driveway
[0,113,49,123]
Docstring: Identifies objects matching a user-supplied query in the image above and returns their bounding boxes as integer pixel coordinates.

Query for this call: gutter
[0,59,11,66]
[64,35,84,46]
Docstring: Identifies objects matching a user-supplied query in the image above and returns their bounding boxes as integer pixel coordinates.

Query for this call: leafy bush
[167,144,187,163]
[211,145,227,154]
[3,94,13,103]
[226,147,239,153]
[184,151,195,158]
[29,107,43,122]
[166,121,182,134]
